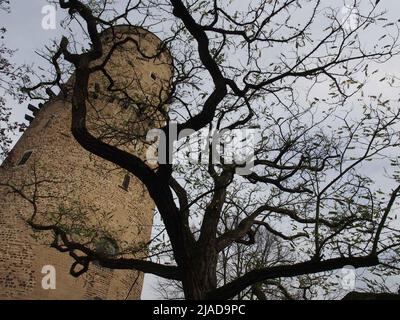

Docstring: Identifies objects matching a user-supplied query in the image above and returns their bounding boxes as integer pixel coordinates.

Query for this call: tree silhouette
[13,0,400,299]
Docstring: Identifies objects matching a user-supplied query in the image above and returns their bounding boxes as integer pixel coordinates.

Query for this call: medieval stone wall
[0,25,172,300]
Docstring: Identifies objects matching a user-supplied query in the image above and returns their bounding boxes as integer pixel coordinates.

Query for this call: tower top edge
[98,25,173,65]
[99,25,166,47]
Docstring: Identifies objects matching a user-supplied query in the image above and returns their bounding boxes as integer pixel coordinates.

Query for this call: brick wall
[0,25,172,300]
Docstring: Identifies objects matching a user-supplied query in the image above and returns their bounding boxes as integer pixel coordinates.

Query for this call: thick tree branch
[206,255,380,300]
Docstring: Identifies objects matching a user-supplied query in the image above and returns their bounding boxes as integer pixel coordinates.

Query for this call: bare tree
[0,0,30,159]
[12,0,400,299]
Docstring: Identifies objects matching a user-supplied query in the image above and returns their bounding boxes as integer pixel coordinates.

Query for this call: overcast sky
[2,0,400,299]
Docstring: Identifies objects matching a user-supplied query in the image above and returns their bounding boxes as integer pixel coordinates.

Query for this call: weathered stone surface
[0,25,172,300]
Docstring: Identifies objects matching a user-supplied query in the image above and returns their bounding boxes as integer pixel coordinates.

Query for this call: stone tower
[0,25,172,299]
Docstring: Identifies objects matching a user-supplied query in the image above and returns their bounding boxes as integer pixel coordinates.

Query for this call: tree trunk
[182,246,218,300]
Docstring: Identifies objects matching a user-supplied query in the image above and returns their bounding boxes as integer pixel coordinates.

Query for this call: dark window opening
[17,150,33,166]
[120,174,130,191]
[150,72,157,80]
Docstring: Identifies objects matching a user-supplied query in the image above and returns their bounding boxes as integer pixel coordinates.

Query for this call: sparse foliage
[0,0,30,159]
[6,0,400,299]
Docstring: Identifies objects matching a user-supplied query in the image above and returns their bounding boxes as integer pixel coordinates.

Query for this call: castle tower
[0,25,172,299]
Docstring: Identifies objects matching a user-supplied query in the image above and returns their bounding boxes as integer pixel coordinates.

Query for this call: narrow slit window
[17,150,33,166]
[121,174,130,191]
[150,72,157,80]
[44,114,56,129]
